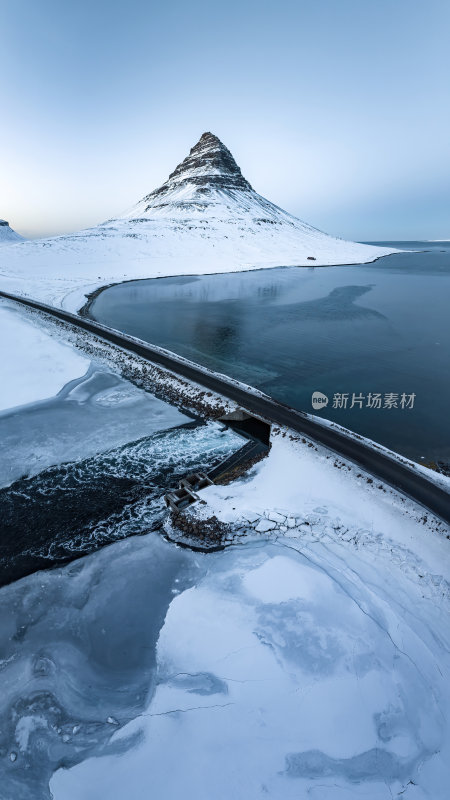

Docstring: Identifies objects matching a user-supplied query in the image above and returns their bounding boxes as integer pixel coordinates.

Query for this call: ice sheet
[0,302,89,412]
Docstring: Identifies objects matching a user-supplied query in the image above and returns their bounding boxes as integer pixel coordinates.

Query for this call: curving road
[1,289,449,525]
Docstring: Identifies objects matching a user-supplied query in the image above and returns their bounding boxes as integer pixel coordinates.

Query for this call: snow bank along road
[1,289,449,525]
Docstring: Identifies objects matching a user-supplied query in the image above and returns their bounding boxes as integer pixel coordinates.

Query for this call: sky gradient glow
[1,0,449,240]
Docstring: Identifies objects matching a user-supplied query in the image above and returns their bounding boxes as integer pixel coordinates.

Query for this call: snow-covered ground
[0,133,398,311]
[0,429,439,800]
[0,301,89,412]
[191,428,448,538]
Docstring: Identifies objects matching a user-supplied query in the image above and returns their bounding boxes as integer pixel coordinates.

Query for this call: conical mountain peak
[143,132,252,204]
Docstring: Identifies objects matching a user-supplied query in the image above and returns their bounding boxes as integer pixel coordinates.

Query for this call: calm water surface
[88,242,450,464]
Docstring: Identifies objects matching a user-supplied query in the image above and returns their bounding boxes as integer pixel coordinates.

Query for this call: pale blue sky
[1,0,449,239]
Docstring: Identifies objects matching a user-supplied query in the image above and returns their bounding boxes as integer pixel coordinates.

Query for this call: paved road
[1,289,449,525]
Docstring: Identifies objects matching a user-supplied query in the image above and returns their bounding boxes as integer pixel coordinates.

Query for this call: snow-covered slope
[0,133,398,310]
[0,219,24,245]
[0,426,445,799]
[118,132,394,262]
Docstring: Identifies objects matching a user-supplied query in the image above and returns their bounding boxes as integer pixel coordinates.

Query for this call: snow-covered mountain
[0,133,397,310]
[0,219,24,245]
[116,131,392,264]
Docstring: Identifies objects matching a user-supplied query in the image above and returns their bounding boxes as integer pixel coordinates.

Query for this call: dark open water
[87,242,450,466]
[0,365,243,586]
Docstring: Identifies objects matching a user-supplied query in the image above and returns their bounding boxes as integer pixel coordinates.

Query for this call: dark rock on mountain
[143,132,252,204]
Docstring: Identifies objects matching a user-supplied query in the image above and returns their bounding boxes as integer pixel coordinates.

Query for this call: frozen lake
[87,242,450,466]
[0,364,243,585]
[1,519,448,799]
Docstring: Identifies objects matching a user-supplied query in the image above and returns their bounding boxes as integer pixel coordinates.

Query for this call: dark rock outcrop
[169,510,231,549]
[143,132,253,203]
